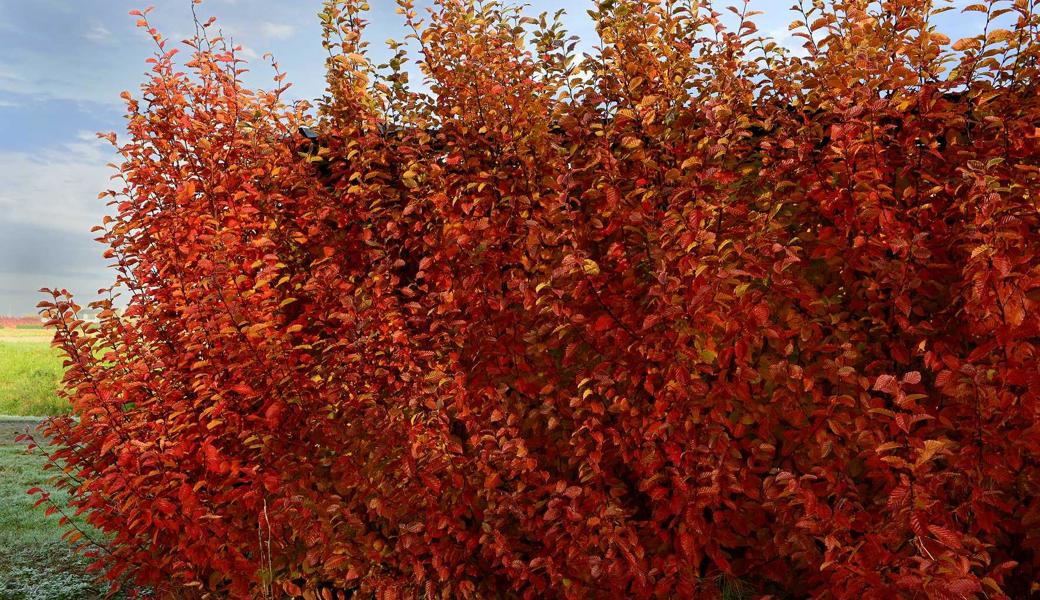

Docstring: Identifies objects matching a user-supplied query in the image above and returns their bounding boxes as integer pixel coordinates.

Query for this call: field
[0,328,67,416]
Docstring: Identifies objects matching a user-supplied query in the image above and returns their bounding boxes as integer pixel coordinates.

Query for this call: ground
[0,418,111,600]
[0,327,110,599]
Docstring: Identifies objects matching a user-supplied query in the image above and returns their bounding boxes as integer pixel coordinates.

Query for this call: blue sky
[0,0,983,315]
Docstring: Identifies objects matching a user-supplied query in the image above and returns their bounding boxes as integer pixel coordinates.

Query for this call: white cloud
[0,67,29,93]
[238,44,260,60]
[0,134,115,233]
[259,22,296,40]
[767,27,810,58]
[84,23,112,43]
[0,52,126,105]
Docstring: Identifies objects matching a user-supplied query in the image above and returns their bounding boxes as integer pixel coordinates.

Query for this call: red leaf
[874,374,897,393]
[593,314,614,332]
[928,524,964,550]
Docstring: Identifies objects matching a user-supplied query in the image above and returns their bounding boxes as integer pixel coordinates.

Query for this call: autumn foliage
[32,0,1040,597]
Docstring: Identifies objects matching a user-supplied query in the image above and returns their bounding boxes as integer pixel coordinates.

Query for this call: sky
[0,0,984,315]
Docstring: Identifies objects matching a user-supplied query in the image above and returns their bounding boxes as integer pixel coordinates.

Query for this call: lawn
[0,329,114,598]
[0,419,110,600]
[0,329,67,416]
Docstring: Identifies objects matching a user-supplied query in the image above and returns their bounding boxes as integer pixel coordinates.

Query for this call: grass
[0,330,67,417]
[0,332,112,597]
[0,419,110,599]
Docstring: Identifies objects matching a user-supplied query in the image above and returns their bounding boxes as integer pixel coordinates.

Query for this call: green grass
[0,332,137,599]
[0,333,134,597]
[0,420,109,599]
[0,331,67,417]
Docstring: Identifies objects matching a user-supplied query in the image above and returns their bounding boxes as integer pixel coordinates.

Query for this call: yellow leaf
[987,29,1013,44]
[581,259,600,276]
[915,439,947,466]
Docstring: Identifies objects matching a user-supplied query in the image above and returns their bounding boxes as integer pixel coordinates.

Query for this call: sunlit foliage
[35,1,1040,598]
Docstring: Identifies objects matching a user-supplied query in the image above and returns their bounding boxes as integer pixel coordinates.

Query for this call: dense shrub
[34,0,1040,598]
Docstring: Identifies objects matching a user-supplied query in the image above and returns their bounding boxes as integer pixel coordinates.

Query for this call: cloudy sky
[0,0,983,315]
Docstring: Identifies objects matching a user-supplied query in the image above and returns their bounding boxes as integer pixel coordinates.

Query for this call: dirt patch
[0,418,45,446]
